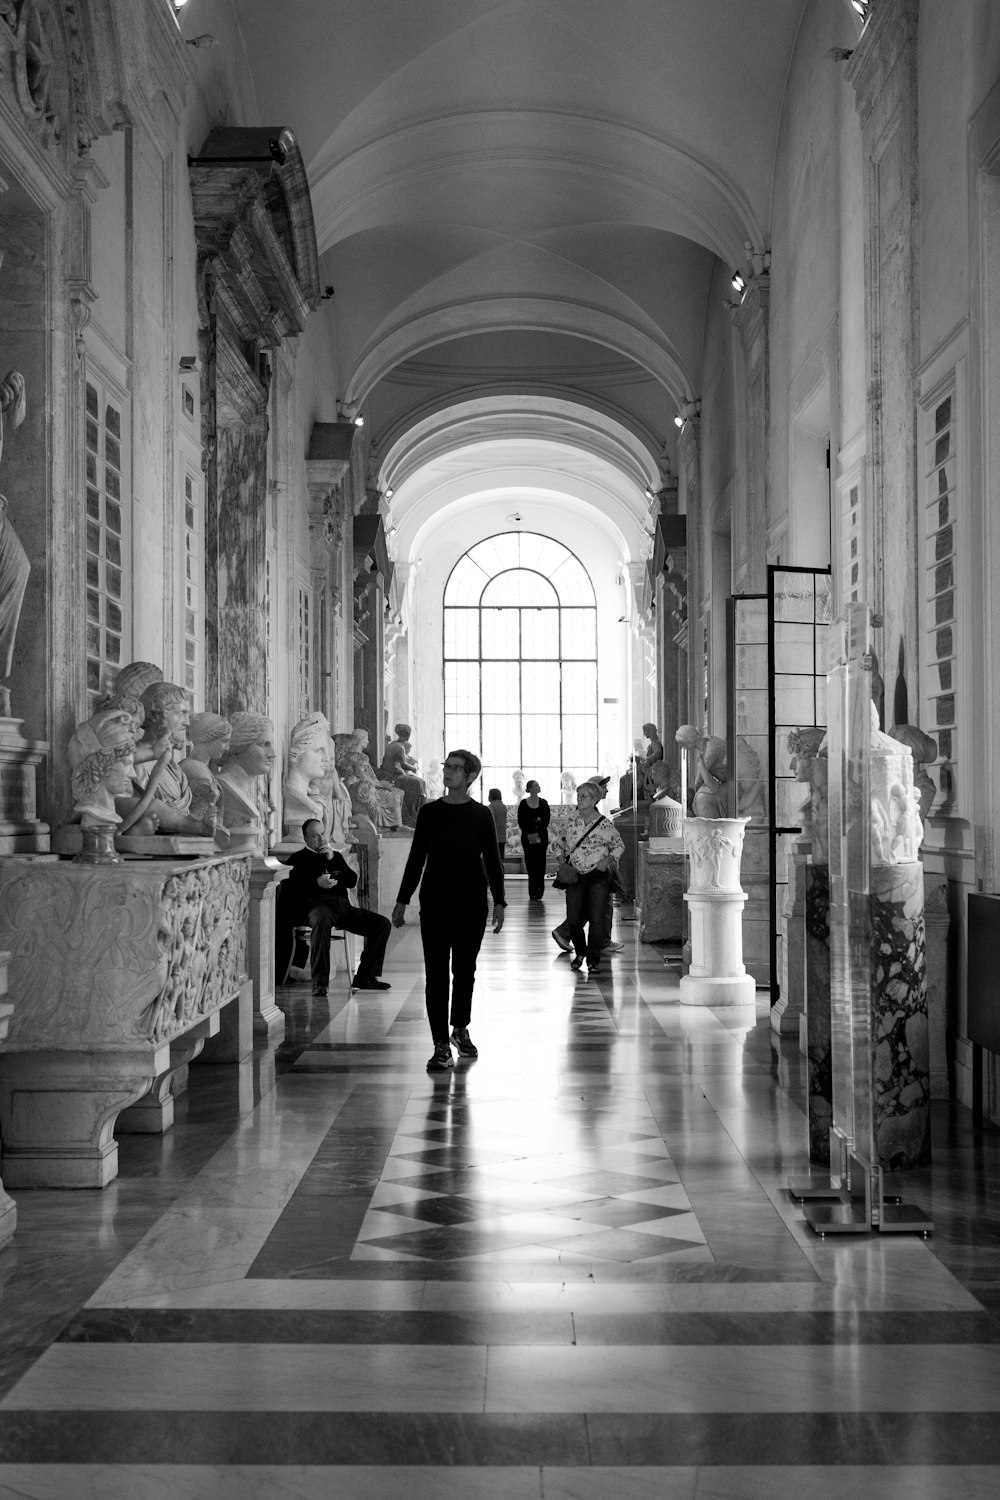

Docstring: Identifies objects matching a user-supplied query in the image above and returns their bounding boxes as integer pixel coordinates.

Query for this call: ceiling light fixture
[384,486,393,499]
[851,0,870,20]
[674,414,684,429]
[731,270,746,297]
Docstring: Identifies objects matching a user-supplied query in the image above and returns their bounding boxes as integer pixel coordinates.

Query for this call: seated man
[278,819,392,996]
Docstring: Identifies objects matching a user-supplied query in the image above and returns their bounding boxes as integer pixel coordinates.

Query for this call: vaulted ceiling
[227,0,809,557]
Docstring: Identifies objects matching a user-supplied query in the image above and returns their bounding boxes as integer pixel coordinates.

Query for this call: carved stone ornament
[0,857,250,1051]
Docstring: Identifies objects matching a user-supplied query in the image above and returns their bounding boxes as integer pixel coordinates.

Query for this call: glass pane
[481,608,519,659]
[521,661,559,712]
[86,522,101,556]
[444,609,478,659]
[105,632,121,664]
[86,487,100,520]
[86,658,101,691]
[106,468,120,501]
[482,662,520,706]
[106,564,122,599]
[87,623,100,654]
[561,609,596,659]
[86,589,100,623]
[86,383,98,417]
[107,601,122,633]
[105,403,121,438]
[105,435,121,470]
[522,713,560,767]
[561,661,596,711]
[106,536,121,567]
[735,596,768,644]
[521,608,558,659]
[105,500,121,534]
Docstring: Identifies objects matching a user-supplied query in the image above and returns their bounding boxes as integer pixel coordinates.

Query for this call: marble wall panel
[870,862,930,1170]
[210,422,268,717]
[805,862,832,1163]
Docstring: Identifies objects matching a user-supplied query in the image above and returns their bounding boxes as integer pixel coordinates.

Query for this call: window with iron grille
[182,470,204,700]
[921,385,958,813]
[297,584,311,716]
[85,376,127,706]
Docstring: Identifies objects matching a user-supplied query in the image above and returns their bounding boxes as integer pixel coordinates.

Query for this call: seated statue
[117,681,215,837]
[692,735,728,819]
[377,721,426,826]
[68,710,138,829]
[180,712,232,830]
[218,712,275,853]
[334,728,402,830]
[283,713,330,843]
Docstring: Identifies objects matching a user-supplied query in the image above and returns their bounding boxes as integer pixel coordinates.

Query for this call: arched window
[443,532,597,796]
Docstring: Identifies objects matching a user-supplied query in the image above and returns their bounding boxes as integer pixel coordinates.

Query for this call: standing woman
[554,781,624,976]
[517,778,550,900]
[392,749,506,1072]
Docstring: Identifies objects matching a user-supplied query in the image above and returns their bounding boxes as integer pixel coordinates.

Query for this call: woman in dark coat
[517,778,550,900]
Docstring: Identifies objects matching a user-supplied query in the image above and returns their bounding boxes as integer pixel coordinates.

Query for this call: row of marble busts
[66,660,410,856]
[67,661,278,853]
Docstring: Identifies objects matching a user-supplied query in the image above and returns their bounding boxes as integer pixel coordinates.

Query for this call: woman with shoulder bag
[517,778,550,900]
[552,780,625,975]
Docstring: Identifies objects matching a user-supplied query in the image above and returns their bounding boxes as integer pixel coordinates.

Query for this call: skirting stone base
[680,973,756,1007]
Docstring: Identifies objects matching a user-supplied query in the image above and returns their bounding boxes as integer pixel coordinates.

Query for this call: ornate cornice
[190,127,321,347]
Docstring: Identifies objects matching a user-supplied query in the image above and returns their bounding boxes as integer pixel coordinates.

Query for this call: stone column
[680,816,756,1006]
[677,412,701,728]
[846,0,920,680]
[0,950,16,1245]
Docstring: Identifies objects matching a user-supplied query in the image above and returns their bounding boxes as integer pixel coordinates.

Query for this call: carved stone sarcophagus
[0,854,251,1187]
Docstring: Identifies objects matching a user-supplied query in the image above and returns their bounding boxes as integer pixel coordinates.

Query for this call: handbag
[552,819,604,889]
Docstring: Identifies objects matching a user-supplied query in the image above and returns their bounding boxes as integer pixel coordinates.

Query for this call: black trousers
[419,907,488,1042]
[277,898,390,987]
[565,871,611,964]
[522,837,548,899]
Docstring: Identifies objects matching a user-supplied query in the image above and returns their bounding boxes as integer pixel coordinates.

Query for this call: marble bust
[68,709,139,829]
[119,682,215,837]
[284,713,329,842]
[101,661,163,760]
[218,712,275,852]
[180,712,232,830]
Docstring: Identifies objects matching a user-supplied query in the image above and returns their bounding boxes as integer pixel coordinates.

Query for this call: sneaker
[451,1026,478,1058]
[353,977,391,990]
[427,1040,454,1072]
[604,940,625,953]
[551,927,572,952]
[312,983,328,996]
[588,962,602,975]
[570,955,584,971]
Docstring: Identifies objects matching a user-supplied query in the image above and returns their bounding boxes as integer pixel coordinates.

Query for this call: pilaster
[846,0,921,684]
[732,270,771,594]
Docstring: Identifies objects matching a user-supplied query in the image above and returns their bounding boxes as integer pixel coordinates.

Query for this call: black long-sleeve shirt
[282,846,358,920]
[396,799,505,916]
[517,796,550,845]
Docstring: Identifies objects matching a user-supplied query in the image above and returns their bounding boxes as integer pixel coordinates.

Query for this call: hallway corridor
[0,885,998,1496]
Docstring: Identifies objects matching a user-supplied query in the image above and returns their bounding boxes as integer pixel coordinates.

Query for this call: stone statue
[118,681,216,837]
[0,363,30,716]
[869,704,923,866]
[512,768,526,801]
[641,722,664,798]
[692,735,728,819]
[377,721,426,826]
[314,724,355,850]
[283,712,330,842]
[735,736,768,823]
[559,770,576,803]
[888,723,938,823]
[68,709,138,829]
[335,728,403,829]
[426,757,444,801]
[180,712,232,830]
[218,712,275,852]
[648,761,683,836]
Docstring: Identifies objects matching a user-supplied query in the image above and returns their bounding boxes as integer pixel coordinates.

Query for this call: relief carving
[144,861,250,1043]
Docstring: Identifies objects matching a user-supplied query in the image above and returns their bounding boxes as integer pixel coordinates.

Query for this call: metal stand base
[787,1171,843,1201]
[801,1146,932,1237]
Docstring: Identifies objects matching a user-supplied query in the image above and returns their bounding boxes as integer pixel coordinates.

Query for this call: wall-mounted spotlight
[731,270,746,298]
[644,485,656,500]
[387,525,397,538]
[384,486,394,499]
[673,414,684,429]
[178,354,200,372]
[320,285,335,301]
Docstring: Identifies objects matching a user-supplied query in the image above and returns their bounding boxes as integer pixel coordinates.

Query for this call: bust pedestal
[0,719,49,854]
[249,855,290,1038]
[680,817,756,1007]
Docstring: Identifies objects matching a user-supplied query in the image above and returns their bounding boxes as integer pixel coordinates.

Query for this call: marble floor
[0,881,999,1498]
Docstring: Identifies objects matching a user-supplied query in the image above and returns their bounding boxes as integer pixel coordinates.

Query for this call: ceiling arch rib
[347,293,693,411]
[310,111,761,268]
[380,396,662,500]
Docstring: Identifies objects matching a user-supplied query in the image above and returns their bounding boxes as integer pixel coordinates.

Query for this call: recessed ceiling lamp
[851,0,869,19]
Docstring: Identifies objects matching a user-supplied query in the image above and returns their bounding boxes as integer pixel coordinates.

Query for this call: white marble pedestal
[680,817,756,1007]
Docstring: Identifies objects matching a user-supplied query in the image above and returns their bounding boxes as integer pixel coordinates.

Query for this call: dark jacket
[282,846,358,920]
[517,796,550,846]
